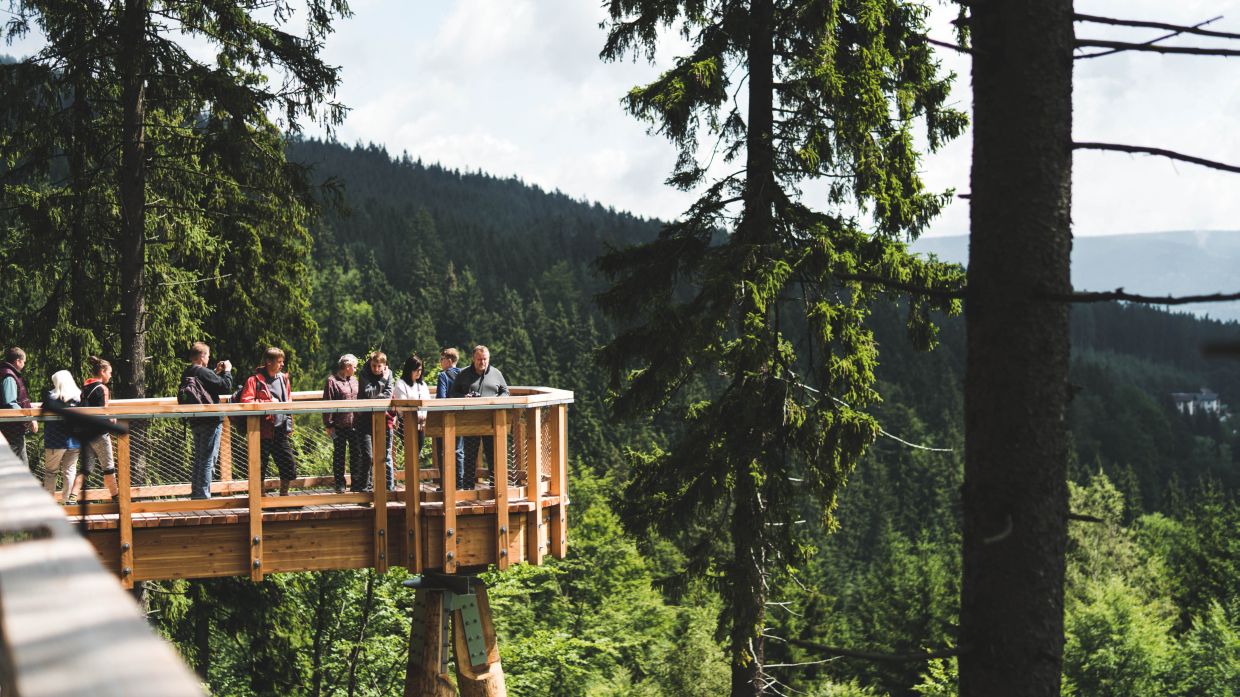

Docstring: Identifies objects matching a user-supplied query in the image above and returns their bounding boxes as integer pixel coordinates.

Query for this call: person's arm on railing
[322,377,336,436]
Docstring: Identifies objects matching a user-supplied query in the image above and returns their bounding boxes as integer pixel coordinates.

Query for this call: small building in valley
[1171,388,1222,416]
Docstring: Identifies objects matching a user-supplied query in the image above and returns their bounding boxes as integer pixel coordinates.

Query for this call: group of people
[1,347,119,504]
[0,342,511,504]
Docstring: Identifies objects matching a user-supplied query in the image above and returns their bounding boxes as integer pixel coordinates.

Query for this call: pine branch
[1075,16,1225,59]
[835,272,966,300]
[925,36,971,54]
[1046,288,1240,305]
[1074,142,1240,174]
[1074,13,1240,41]
[1073,39,1240,58]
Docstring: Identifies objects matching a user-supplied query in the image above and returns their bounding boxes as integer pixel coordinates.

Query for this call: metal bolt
[121,542,131,552]
[253,559,262,569]
[446,528,454,537]
[446,552,455,561]
[379,529,385,537]
[380,552,386,560]
[500,550,507,557]
[252,536,261,545]
[122,567,131,576]
[499,526,507,534]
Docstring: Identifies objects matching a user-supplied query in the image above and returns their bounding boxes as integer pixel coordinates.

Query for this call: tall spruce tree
[599,1,966,693]
[959,1,1073,695]
[0,0,347,395]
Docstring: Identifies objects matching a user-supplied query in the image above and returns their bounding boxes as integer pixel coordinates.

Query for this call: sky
[6,1,1240,237]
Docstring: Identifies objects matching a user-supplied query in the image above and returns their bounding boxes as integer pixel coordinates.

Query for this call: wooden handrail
[0,386,574,421]
[0,437,204,695]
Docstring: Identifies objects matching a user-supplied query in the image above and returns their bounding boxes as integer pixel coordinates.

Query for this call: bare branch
[1068,512,1104,523]
[779,637,965,663]
[1074,39,1240,58]
[1046,288,1240,305]
[925,36,971,54]
[1076,16,1224,59]
[1074,13,1240,41]
[1074,142,1240,175]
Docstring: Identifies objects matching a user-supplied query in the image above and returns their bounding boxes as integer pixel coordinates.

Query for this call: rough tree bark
[116,0,148,398]
[960,1,1074,696]
[729,0,775,694]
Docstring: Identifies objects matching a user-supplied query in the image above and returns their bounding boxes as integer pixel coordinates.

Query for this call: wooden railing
[0,435,205,696]
[0,386,572,585]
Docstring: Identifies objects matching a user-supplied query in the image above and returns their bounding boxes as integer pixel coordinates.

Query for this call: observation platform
[2,387,572,586]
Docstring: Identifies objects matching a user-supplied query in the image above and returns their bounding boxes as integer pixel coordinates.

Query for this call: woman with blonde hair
[42,370,81,502]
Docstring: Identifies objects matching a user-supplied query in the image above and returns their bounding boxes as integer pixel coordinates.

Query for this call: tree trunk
[454,587,506,697]
[191,580,211,680]
[346,570,377,697]
[116,0,148,398]
[729,0,775,695]
[960,1,1074,695]
[404,589,456,697]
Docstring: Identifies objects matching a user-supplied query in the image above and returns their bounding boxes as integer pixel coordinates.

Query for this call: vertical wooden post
[116,424,134,589]
[247,416,263,582]
[453,586,507,697]
[404,589,455,697]
[442,414,457,574]
[219,421,232,483]
[404,412,422,573]
[549,404,568,559]
[492,410,509,571]
[525,408,544,565]
[373,411,389,574]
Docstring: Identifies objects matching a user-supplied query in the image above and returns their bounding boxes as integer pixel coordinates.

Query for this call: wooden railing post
[373,410,389,574]
[116,423,134,589]
[442,413,458,574]
[492,410,509,571]
[404,410,422,573]
[525,408,544,565]
[549,404,568,559]
[219,421,232,483]
[247,416,263,582]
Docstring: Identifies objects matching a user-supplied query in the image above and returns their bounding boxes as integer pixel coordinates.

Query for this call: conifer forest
[3,1,1240,696]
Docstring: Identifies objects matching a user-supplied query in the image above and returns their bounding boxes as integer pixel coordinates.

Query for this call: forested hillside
[141,141,1240,696]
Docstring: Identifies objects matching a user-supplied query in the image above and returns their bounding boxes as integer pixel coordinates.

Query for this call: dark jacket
[0,361,32,440]
[181,364,234,403]
[436,366,460,399]
[358,366,395,429]
[448,365,509,398]
[322,373,358,429]
[42,389,80,450]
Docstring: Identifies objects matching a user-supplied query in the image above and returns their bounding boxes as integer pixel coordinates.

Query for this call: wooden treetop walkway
[0,387,572,587]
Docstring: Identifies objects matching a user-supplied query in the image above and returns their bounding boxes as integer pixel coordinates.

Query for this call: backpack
[230,372,291,435]
[177,373,213,405]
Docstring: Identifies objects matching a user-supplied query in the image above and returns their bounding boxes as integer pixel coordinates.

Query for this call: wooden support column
[492,410,509,571]
[116,424,134,589]
[442,414,458,574]
[373,411,389,574]
[404,412,422,573]
[549,404,568,559]
[525,408,544,565]
[404,589,455,697]
[219,421,232,482]
[247,416,263,582]
[453,586,507,697]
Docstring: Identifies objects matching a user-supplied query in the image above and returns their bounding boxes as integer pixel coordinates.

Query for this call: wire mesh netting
[22,406,549,501]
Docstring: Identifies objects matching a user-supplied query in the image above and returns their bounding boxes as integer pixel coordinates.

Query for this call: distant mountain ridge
[912,230,1240,323]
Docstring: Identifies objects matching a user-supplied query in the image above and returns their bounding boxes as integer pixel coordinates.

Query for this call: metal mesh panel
[540,406,554,482]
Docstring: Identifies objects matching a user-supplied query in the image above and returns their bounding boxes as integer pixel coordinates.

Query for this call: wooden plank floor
[72,495,561,581]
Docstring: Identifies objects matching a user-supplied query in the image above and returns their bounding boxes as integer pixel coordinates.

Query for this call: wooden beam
[549,404,568,559]
[373,411,389,574]
[404,418,422,573]
[116,425,134,589]
[492,410,509,571]
[219,421,233,482]
[442,413,457,574]
[525,408,544,565]
[0,444,206,697]
[247,416,263,582]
